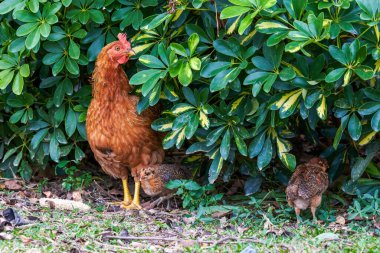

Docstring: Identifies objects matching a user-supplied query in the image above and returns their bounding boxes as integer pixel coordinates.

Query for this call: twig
[103,236,181,242]
[210,236,236,247]
[103,235,262,245]
[214,0,219,37]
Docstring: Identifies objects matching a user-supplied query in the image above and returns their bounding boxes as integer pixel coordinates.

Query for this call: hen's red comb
[117,33,128,44]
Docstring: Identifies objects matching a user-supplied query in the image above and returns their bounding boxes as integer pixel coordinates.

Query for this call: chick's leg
[123,180,142,210]
[310,195,322,223]
[295,208,301,224]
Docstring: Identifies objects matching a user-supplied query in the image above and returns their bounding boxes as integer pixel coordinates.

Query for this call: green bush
[0,0,379,194]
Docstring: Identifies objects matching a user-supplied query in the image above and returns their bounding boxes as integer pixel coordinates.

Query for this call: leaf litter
[0,175,379,252]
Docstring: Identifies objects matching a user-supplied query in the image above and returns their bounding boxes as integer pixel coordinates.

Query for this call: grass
[0,201,379,252]
[0,179,379,252]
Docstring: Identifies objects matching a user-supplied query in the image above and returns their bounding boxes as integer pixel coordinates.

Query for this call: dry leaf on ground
[4,180,22,190]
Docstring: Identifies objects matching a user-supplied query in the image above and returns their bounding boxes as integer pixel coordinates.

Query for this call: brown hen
[286,157,329,223]
[140,164,190,208]
[86,33,165,209]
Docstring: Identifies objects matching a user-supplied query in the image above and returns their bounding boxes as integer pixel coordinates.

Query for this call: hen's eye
[115,46,120,51]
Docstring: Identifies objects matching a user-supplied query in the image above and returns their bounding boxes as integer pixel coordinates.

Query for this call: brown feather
[140,164,191,197]
[286,158,329,210]
[86,41,164,179]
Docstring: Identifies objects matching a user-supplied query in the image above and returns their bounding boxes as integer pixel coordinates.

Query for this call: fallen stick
[103,235,262,244]
[39,198,91,211]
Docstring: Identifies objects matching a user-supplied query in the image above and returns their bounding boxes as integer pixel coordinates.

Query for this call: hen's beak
[126,49,135,57]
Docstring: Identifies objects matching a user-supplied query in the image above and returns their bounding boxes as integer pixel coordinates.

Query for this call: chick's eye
[115,46,120,51]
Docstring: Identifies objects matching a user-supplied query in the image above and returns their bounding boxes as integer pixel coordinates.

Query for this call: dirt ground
[0,176,379,253]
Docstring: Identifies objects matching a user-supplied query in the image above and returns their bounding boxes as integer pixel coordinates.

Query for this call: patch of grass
[0,199,379,253]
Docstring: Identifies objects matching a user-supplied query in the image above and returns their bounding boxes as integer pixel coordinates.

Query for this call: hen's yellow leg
[123,180,142,210]
[110,178,132,206]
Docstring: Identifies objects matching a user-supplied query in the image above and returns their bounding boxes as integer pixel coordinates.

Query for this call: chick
[286,157,329,223]
[140,164,190,208]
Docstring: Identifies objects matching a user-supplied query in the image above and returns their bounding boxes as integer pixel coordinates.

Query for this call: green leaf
[279,67,296,81]
[329,46,347,64]
[178,62,192,86]
[89,9,104,24]
[188,33,199,55]
[189,57,201,71]
[232,128,247,156]
[170,43,188,57]
[3,147,18,162]
[43,53,63,65]
[256,20,289,34]
[220,129,231,160]
[39,23,51,37]
[9,109,25,124]
[248,131,266,158]
[25,27,40,49]
[19,160,32,181]
[14,10,38,22]
[12,72,24,95]
[141,72,162,96]
[200,62,230,78]
[210,68,240,92]
[267,31,288,46]
[31,128,48,150]
[13,151,23,167]
[208,152,223,184]
[143,13,170,30]
[325,68,346,83]
[0,70,14,89]
[19,64,30,77]
[69,40,80,60]
[185,113,199,139]
[333,115,349,149]
[152,118,173,132]
[257,0,277,9]
[49,133,60,162]
[130,69,162,85]
[16,23,39,37]
[65,106,77,137]
[52,57,65,76]
[65,57,79,75]
[316,96,327,120]
[354,65,374,80]
[213,39,240,57]
[244,175,263,195]
[62,0,72,7]
[257,137,273,170]
[358,102,380,116]
[348,113,362,141]
[284,0,306,19]
[220,6,250,19]
[371,109,380,132]
[279,90,302,119]
[75,146,85,161]
[0,0,23,14]
[199,111,210,129]
[53,84,65,106]
[172,103,195,114]
[238,12,256,35]
[139,55,165,68]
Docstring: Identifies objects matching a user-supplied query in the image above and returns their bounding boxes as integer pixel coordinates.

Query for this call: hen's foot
[121,201,142,210]
[109,200,132,207]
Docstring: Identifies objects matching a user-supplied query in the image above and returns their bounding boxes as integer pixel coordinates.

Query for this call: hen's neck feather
[92,44,132,100]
